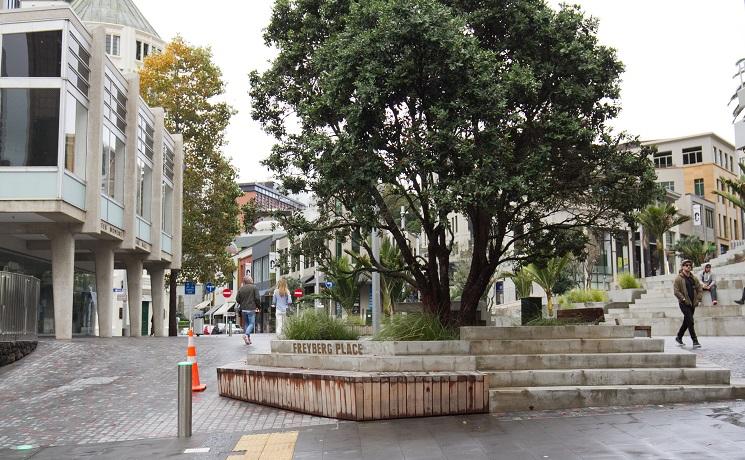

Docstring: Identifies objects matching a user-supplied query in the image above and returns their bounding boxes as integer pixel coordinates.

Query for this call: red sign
[222,288,232,298]
[293,288,304,297]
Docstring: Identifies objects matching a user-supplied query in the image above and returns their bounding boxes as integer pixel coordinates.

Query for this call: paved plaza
[0,334,744,459]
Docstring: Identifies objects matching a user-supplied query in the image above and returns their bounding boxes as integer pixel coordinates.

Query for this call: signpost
[222,288,232,299]
[205,282,215,294]
[185,281,195,295]
[324,281,334,288]
[293,288,304,298]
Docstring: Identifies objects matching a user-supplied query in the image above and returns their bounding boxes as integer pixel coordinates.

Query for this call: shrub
[283,309,360,340]
[558,288,608,308]
[344,316,366,327]
[374,313,458,341]
[618,272,641,289]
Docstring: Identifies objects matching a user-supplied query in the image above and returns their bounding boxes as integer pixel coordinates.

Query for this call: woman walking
[273,278,293,338]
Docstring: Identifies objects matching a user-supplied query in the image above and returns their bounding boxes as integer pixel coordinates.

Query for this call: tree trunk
[546,293,554,317]
[169,269,179,336]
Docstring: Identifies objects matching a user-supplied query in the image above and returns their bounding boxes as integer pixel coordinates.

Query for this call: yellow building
[645,133,741,253]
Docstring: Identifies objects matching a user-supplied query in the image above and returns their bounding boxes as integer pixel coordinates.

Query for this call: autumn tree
[140,37,241,333]
[251,0,658,325]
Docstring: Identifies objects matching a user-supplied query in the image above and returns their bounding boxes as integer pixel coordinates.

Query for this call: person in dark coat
[235,276,260,345]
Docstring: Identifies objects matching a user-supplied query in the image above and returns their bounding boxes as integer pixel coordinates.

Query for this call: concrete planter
[608,288,645,304]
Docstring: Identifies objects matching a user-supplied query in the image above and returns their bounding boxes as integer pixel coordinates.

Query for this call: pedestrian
[673,259,703,349]
[235,276,260,345]
[272,277,292,338]
[700,263,718,305]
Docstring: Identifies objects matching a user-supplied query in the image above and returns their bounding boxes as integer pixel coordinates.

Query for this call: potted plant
[505,269,541,325]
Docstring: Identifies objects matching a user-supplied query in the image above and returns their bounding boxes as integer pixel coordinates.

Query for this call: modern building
[19,0,164,74]
[645,133,741,254]
[0,4,183,339]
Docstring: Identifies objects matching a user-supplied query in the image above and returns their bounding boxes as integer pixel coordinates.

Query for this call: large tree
[140,37,241,285]
[251,0,658,324]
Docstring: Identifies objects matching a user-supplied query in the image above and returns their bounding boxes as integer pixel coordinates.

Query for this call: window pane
[101,129,110,195]
[64,93,88,178]
[112,136,125,202]
[0,88,60,166]
[1,30,62,77]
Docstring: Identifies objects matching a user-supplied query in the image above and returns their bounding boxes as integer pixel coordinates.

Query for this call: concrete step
[489,384,737,412]
[604,316,745,336]
[468,338,664,355]
[459,325,635,341]
[611,306,744,318]
[486,367,730,388]
[475,352,696,370]
[245,353,477,372]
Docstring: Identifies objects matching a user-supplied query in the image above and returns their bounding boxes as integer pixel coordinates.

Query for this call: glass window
[653,151,672,168]
[163,142,175,180]
[0,88,60,167]
[136,158,152,220]
[694,178,705,197]
[658,181,674,192]
[105,34,120,56]
[101,128,125,202]
[162,182,173,233]
[682,146,702,165]
[143,43,150,58]
[64,93,87,178]
[705,208,714,229]
[1,30,62,77]
[136,40,142,61]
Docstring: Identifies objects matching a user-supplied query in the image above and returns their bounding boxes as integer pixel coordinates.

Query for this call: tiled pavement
[0,333,745,459]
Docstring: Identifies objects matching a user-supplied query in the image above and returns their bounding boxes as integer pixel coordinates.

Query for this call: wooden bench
[557,307,605,324]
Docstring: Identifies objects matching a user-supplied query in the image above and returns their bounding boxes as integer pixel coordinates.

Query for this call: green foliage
[552,269,578,296]
[283,309,360,340]
[523,255,572,317]
[672,235,716,267]
[714,161,745,210]
[635,203,690,276]
[140,37,240,284]
[504,270,534,299]
[319,256,363,313]
[374,313,458,341]
[251,0,659,324]
[344,316,366,327]
[558,288,608,308]
[618,272,641,289]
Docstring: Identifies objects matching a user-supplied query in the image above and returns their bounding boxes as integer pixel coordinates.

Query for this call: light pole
[371,227,382,334]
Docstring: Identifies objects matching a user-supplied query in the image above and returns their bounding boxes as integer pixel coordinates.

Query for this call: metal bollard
[177,362,193,438]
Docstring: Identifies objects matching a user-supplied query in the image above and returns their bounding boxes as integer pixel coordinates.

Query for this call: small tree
[673,235,716,267]
[504,269,534,300]
[523,255,572,317]
[636,204,690,275]
[715,162,745,209]
[320,256,363,314]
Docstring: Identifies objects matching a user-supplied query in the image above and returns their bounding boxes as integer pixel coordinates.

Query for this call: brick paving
[1,333,744,456]
[0,334,336,449]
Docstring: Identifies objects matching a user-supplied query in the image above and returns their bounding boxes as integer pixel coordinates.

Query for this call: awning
[205,304,221,316]
[192,299,211,311]
[213,301,236,316]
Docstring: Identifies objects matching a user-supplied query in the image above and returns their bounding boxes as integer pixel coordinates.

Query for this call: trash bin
[192,312,205,335]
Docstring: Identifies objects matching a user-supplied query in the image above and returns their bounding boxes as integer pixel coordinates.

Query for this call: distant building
[19,0,164,74]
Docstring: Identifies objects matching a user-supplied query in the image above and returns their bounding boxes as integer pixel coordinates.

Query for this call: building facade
[0,5,183,339]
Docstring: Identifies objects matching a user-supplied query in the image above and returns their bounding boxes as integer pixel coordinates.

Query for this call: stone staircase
[605,271,745,336]
[460,325,742,412]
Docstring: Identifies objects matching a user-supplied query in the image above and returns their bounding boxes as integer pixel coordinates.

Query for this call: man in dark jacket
[672,259,703,348]
[235,276,260,345]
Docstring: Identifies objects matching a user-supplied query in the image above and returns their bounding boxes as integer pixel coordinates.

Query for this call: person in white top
[272,277,293,338]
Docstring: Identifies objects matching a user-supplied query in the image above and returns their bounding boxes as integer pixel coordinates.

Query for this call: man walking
[236,276,260,345]
[673,259,703,348]
[701,263,717,305]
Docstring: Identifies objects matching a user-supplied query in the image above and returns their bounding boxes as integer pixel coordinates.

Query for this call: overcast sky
[133,0,745,183]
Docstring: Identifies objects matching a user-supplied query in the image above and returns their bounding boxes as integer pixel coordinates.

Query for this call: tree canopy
[251,0,659,324]
[140,37,240,284]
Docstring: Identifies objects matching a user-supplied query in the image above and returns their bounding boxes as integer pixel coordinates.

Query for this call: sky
[133,0,745,183]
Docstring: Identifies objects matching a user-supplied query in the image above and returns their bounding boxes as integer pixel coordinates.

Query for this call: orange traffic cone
[187,329,207,392]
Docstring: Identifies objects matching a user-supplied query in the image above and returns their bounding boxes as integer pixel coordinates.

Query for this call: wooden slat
[363,378,373,420]
[449,375,458,414]
[389,376,399,418]
[424,377,433,416]
[372,376,381,419]
[355,381,364,420]
[457,375,467,413]
[380,378,390,419]
[406,375,416,417]
[432,375,441,415]
[474,376,483,411]
[415,376,424,417]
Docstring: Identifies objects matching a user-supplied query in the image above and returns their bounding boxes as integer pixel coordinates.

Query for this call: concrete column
[148,267,166,336]
[95,242,115,337]
[627,229,635,277]
[126,257,144,337]
[639,226,647,278]
[50,232,75,340]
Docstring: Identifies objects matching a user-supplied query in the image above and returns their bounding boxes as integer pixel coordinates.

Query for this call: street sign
[325,281,334,288]
[293,288,304,297]
[113,288,123,293]
[185,281,196,295]
[222,288,232,298]
[205,282,215,293]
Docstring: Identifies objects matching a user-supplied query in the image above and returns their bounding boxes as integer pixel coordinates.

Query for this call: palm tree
[715,162,745,210]
[636,203,690,275]
[523,254,571,317]
[672,235,716,267]
[322,256,363,314]
[379,237,408,315]
[503,269,534,299]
